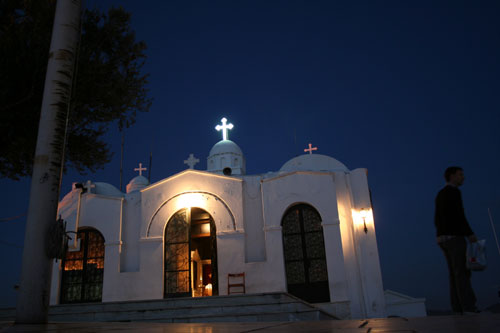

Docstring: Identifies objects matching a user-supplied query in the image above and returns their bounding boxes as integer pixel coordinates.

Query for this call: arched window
[282,204,330,303]
[60,228,105,304]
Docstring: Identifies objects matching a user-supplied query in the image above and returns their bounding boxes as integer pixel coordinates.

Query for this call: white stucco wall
[260,171,349,303]
[51,190,123,305]
[142,170,244,237]
[133,170,246,300]
[120,191,142,272]
[334,171,366,318]
[51,166,388,320]
[241,175,266,262]
[349,168,386,318]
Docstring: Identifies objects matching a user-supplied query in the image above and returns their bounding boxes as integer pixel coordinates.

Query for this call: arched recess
[145,191,236,238]
[164,207,218,298]
[281,203,330,303]
[60,228,105,304]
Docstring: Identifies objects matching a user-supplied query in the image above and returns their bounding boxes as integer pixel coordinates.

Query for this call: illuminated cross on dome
[184,153,200,169]
[134,162,147,176]
[304,143,318,154]
[215,117,234,141]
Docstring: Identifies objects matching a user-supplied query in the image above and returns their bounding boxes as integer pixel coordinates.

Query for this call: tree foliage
[0,0,151,180]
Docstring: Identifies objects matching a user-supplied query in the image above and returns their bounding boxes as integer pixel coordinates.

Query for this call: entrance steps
[0,292,337,323]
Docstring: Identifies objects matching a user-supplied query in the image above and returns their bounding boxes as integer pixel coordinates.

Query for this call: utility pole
[120,131,124,191]
[15,0,82,324]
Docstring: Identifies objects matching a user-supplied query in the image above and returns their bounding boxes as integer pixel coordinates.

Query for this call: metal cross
[304,143,318,154]
[215,117,234,141]
[184,153,200,169]
[134,162,147,176]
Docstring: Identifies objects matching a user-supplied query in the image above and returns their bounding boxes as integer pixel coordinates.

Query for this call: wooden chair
[227,273,245,294]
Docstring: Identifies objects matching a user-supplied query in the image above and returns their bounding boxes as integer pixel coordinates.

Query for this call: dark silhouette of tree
[0,0,152,179]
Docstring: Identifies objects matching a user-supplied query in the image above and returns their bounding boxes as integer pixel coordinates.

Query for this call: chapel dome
[279,154,349,173]
[207,140,246,176]
[209,140,243,156]
[126,175,149,193]
[94,182,124,197]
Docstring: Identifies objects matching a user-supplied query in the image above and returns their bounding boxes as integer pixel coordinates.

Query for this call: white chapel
[51,118,426,319]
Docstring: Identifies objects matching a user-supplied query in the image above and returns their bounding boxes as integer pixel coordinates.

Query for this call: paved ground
[1,314,500,332]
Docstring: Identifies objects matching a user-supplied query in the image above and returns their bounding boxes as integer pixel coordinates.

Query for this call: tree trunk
[15,0,81,324]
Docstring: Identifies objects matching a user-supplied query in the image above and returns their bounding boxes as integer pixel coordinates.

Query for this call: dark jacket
[434,185,474,236]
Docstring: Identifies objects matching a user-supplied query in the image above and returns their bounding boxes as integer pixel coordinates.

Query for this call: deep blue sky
[1,0,499,312]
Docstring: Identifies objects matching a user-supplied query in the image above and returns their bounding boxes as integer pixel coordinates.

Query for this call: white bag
[467,239,487,271]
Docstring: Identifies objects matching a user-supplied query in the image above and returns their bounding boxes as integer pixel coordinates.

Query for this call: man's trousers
[439,236,477,313]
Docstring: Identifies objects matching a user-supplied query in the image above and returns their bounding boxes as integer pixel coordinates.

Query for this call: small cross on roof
[134,162,147,176]
[304,143,318,154]
[184,153,200,169]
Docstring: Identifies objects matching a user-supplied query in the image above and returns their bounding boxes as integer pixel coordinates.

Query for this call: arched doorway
[282,204,330,303]
[164,207,218,298]
[60,228,105,304]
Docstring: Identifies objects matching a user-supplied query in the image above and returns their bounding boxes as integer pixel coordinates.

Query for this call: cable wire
[0,212,27,222]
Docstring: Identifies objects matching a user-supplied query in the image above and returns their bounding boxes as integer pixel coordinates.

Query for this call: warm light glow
[87,258,104,269]
[64,260,83,271]
[63,258,104,271]
[205,283,213,296]
[201,223,210,234]
[215,117,234,141]
[352,208,374,233]
[176,193,208,210]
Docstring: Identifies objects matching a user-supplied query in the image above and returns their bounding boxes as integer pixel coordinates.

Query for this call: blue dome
[280,154,349,173]
[126,175,149,193]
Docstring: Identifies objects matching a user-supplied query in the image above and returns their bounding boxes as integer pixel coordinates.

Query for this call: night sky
[1,0,499,312]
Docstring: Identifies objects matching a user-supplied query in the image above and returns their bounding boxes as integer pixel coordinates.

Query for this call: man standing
[435,166,479,314]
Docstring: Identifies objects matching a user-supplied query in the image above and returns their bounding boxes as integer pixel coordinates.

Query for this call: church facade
[50,119,422,319]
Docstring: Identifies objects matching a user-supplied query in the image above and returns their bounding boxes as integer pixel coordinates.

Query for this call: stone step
[0,293,337,323]
[49,292,293,314]
[52,309,326,323]
[149,309,329,323]
[49,301,312,322]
